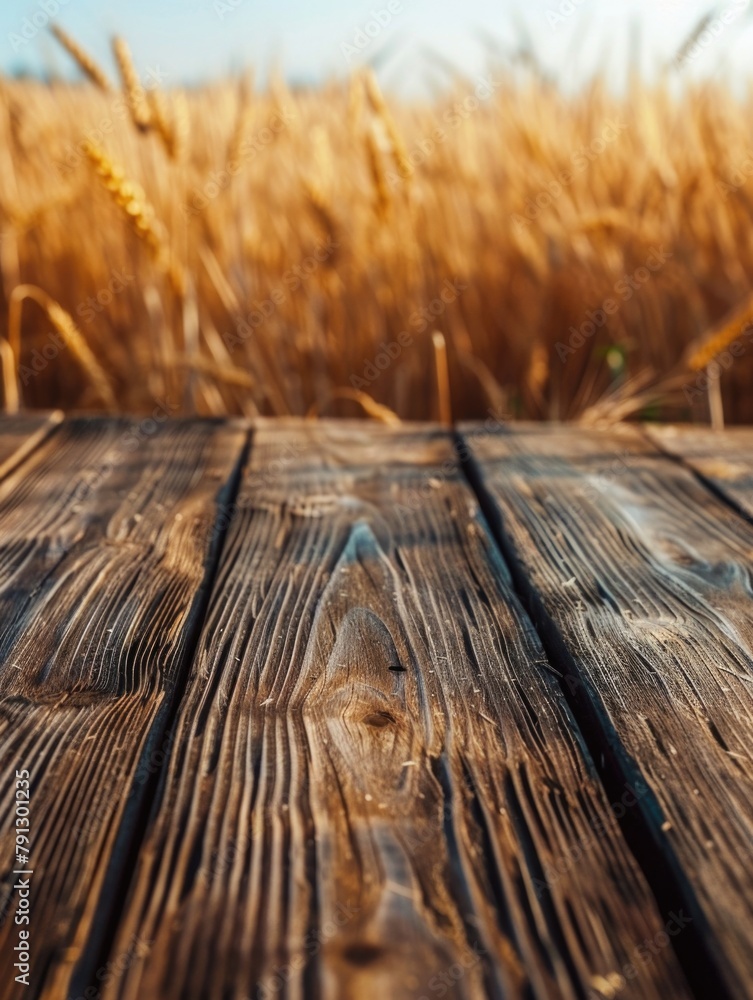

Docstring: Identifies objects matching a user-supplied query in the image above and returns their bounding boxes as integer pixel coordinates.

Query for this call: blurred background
[0,0,752,423]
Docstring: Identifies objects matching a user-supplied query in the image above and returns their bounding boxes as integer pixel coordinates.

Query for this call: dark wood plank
[0,416,246,999]
[463,421,753,999]
[0,412,61,482]
[647,424,753,518]
[104,419,687,1000]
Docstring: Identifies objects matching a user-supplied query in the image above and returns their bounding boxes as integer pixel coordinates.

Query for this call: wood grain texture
[0,413,61,482]
[463,421,753,999]
[647,424,753,518]
[104,419,687,1000]
[0,416,246,1000]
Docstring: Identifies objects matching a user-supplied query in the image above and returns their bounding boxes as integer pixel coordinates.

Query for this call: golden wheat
[686,292,753,371]
[8,286,116,410]
[82,141,178,282]
[364,69,412,182]
[364,125,391,220]
[148,88,177,159]
[2,39,753,424]
[49,25,112,91]
[112,36,151,132]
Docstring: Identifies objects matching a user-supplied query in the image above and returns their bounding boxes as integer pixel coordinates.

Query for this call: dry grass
[1,31,752,423]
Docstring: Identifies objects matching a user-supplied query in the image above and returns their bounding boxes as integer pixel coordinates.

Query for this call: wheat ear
[364,69,412,181]
[227,75,254,166]
[303,180,340,253]
[365,127,390,220]
[148,88,177,158]
[347,72,365,136]
[83,142,174,276]
[171,91,190,162]
[686,292,753,371]
[49,25,112,91]
[112,37,151,131]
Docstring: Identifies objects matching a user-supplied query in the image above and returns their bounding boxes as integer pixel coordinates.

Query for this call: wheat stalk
[0,336,19,412]
[227,75,254,166]
[432,331,452,426]
[49,25,112,91]
[112,36,151,131]
[8,285,116,410]
[525,342,549,411]
[171,91,190,162]
[148,88,177,159]
[685,292,753,371]
[83,141,185,294]
[308,388,401,425]
[363,69,412,181]
[670,14,714,70]
[347,72,365,136]
[171,354,255,388]
[303,179,340,253]
[7,49,753,422]
[365,127,390,220]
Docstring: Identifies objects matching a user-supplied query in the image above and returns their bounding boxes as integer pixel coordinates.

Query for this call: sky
[1,0,752,91]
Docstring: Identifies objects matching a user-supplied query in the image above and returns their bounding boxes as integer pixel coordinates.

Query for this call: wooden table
[0,415,751,1000]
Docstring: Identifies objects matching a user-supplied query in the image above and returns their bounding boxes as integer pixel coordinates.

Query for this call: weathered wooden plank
[0,412,62,482]
[0,416,246,999]
[463,421,753,999]
[104,419,687,1000]
[647,424,753,518]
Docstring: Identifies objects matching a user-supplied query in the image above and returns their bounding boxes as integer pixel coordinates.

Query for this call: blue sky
[2,0,752,90]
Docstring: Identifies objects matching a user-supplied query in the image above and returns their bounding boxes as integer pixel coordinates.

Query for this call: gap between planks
[98,420,688,1000]
[0,416,250,1000]
[68,424,253,1000]
[458,421,753,1000]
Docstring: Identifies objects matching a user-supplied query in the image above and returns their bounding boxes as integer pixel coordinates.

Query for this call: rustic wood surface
[463,422,753,1000]
[0,417,246,1000]
[104,420,684,1000]
[0,416,751,1000]
[647,424,753,519]
[0,412,60,482]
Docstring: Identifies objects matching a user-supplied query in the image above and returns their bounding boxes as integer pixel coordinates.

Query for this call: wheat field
[0,27,752,424]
